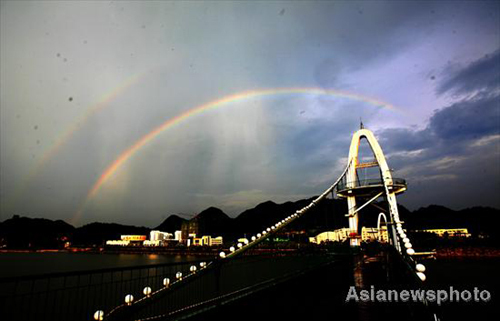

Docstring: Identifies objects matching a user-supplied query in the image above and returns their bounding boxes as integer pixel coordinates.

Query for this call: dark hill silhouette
[457,207,500,237]
[403,205,500,238]
[154,215,186,233]
[191,207,234,238]
[1,201,498,249]
[234,197,351,237]
[72,222,150,246]
[405,205,462,229]
[0,215,74,249]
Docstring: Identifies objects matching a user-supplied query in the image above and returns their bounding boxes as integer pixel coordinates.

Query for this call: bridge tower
[336,127,407,246]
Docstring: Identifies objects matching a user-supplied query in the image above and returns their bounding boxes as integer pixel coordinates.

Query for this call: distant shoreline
[2,246,500,257]
[436,246,500,258]
[0,247,303,256]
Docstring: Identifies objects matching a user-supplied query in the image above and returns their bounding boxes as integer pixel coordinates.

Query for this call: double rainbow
[72,87,397,224]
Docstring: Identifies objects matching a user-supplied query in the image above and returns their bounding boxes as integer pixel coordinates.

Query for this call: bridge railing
[0,258,207,321]
[109,253,337,321]
[336,177,406,192]
[0,253,338,321]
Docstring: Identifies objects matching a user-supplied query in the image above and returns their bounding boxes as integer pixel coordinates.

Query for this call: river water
[0,252,205,278]
[0,252,498,320]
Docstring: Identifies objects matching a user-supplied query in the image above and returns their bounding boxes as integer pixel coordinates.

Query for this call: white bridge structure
[98,126,429,321]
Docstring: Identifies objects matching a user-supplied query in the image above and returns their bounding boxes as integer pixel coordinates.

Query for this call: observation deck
[336,177,407,198]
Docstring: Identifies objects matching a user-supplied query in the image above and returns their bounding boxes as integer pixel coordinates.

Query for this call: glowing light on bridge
[94,310,104,321]
[125,294,134,305]
[416,272,426,282]
[143,287,152,297]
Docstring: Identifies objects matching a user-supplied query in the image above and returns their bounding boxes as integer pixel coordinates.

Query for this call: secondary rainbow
[37,72,147,170]
[73,87,398,223]
[5,72,148,212]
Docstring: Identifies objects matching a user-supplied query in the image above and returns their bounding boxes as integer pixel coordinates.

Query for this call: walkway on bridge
[175,251,435,321]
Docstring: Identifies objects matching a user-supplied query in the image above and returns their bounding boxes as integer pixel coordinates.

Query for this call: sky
[1,1,499,227]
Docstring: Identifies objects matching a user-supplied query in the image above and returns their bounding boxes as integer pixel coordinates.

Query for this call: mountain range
[1,198,498,249]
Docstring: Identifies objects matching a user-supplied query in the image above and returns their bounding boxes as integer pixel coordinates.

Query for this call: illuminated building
[310,227,389,244]
[143,240,162,246]
[116,235,146,246]
[191,235,223,246]
[120,235,147,241]
[361,227,389,242]
[150,230,173,241]
[378,226,389,242]
[309,228,350,244]
[106,240,130,246]
[210,236,223,246]
[181,220,199,242]
[309,231,335,244]
[415,228,470,237]
[174,230,182,241]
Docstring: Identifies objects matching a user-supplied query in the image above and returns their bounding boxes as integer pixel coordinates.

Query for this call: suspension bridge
[0,127,438,321]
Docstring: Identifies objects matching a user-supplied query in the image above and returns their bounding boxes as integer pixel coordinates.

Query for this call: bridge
[0,127,438,321]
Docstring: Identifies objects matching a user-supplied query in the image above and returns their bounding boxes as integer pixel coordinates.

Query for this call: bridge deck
[176,252,435,321]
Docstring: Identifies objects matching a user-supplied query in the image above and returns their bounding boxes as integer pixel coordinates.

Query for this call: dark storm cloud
[430,94,500,141]
[379,93,500,156]
[376,50,500,209]
[1,1,499,225]
[437,49,500,96]
[378,92,500,162]
[377,127,432,153]
[378,100,500,210]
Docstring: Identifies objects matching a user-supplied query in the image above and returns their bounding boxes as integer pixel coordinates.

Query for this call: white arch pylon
[377,212,388,242]
[345,128,405,247]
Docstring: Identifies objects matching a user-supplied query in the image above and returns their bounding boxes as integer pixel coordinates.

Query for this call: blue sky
[1,1,499,226]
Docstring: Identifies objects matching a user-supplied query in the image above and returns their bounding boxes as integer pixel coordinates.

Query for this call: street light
[416,264,426,273]
[94,310,104,321]
[125,294,134,306]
